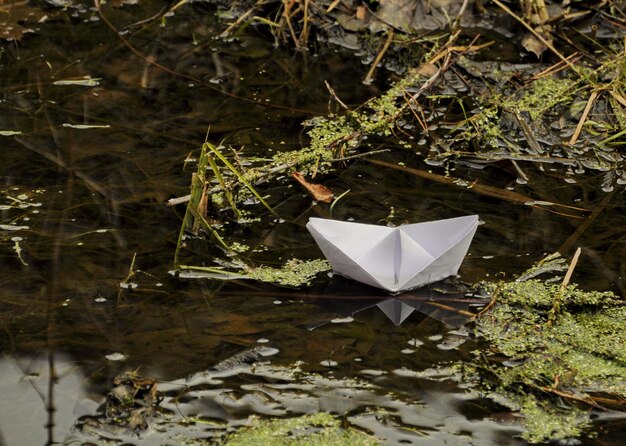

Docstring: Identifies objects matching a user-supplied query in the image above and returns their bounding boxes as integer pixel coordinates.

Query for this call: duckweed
[469,273,626,443]
[246,259,331,287]
[223,412,379,446]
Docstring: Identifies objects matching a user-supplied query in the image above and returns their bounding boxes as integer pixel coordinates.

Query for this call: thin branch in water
[324,80,349,110]
[363,28,395,85]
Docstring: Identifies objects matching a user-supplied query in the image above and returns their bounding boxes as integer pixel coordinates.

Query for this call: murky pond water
[1,2,624,445]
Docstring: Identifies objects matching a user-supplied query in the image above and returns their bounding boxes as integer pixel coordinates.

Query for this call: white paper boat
[306,215,479,292]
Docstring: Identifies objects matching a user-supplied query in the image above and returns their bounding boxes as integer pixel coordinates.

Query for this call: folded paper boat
[306,215,479,292]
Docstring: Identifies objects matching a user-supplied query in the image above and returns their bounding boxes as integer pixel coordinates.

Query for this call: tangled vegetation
[466,256,626,443]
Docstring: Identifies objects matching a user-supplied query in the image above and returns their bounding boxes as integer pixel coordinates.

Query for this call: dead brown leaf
[522,32,549,58]
[291,172,334,203]
[356,5,367,21]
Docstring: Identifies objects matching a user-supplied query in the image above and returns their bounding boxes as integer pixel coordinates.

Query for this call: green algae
[506,76,577,120]
[467,266,626,443]
[176,259,329,287]
[514,396,592,444]
[251,66,425,177]
[222,412,378,446]
[246,258,330,287]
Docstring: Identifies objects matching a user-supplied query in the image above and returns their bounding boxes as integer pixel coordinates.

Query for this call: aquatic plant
[246,259,330,287]
[222,412,379,446]
[466,256,626,443]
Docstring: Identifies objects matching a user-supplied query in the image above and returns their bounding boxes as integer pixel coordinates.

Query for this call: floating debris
[53,76,101,86]
[105,352,126,362]
[61,123,111,129]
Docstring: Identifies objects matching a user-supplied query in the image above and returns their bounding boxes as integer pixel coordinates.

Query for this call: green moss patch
[223,412,378,445]
[467,274,626,443]
[246,259,330,287]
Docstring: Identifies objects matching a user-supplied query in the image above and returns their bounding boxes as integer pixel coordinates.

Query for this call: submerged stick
[366,158,573,210]
[559,190,615,253]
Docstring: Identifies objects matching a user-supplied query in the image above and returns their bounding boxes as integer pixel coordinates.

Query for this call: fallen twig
[559,190,615,253]
[560,247,582,292]
[547,247,582,325]
[568,90,599,146]
[365,158,585,214]
[363,29,395,84]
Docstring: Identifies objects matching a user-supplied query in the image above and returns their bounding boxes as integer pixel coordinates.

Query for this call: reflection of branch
[92,0,313,115]
[559,190,615,253]
[14,136,108,198]
[46,351,56,445]
[366,158,587,218]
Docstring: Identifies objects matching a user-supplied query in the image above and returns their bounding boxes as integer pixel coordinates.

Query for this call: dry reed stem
[569,90,599,146]
[560,247,582,291]
[531,53,581,80]
[492,0,573,69]
[300,0,310,47]
[363,29,395,84]
[282,1,301,48]
[219,6,256,38]
[324,80,349,110]
[547,247,582,325]
[326,0,341,13]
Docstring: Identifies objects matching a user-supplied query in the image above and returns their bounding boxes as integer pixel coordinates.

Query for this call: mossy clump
[468,278,626,443]
[265,66,425,176]
[246,259,331,287]
[222,412,378,446]
[505,76,577,120]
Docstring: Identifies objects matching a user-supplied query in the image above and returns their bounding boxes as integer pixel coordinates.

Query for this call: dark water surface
[1,2,624,445]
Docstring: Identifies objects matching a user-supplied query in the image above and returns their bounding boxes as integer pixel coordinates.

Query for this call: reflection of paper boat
[376,299,415,325]
[306,215,479,293]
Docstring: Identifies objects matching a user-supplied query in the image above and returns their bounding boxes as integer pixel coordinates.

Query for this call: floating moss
[515,396,592,444]
[223,412,378,446]
[506,76,576,120]
[246,259,331,287]
[229,242,249,253]
[468,275,626,443]
[463,104,504,149]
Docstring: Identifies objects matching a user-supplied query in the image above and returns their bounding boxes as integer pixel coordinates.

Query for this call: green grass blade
[204,142,280,218]
[205,147,242,219]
